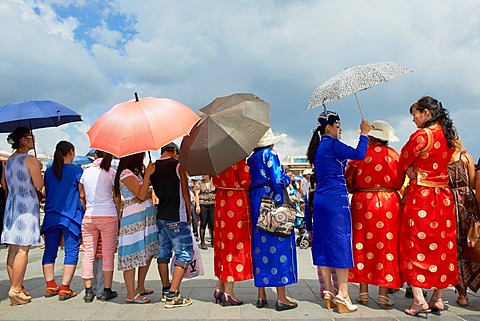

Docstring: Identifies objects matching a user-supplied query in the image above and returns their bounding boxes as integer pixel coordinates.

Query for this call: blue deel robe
[248,147,298,287]
[309,135,368,268]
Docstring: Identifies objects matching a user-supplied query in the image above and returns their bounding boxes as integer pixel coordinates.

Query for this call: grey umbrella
[306,61,412,117]
[179,93,270,176]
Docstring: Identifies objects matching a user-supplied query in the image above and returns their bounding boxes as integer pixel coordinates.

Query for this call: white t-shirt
[80,159,117,217]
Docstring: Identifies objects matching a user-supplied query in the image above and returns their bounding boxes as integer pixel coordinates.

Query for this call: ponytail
[100,153,113,171]
[52,141,75,181]
[306,128,320,165]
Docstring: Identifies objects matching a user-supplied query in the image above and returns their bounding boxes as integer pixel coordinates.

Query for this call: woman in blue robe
[306,110,371,313]
[248,128,298,312]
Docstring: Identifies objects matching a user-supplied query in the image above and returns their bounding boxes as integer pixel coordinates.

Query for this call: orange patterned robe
[399,123,458,288]
[212,160,253,282]
[346,141,403,288]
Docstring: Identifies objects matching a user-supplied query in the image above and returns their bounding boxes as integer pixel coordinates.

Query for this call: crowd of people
[1,95,479,316]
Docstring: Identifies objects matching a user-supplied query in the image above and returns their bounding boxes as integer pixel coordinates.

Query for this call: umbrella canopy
[179,93,270,176]
[46,155,93,167]
[87,94,199,158]
[306,61,412,116]
[86,148,96,158]
[0,100,82,133]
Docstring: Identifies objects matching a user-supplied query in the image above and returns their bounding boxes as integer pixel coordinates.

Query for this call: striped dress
[117,169,158,271]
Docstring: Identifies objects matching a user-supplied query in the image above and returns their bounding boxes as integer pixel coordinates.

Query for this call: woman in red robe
[211,160,253,306]
[346,120,403,308]
[399,96,458,316]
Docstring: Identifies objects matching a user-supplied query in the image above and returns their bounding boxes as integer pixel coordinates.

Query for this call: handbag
[170,231,204,278]
[257,188,296,237]
[464,220,480,263]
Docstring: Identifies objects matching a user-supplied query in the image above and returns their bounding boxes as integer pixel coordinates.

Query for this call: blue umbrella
[46,155,93,167]
[86,148,96,158]
[0,100,82,133]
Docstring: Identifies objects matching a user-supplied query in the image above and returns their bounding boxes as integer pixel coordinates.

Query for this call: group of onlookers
[1,95,479,317]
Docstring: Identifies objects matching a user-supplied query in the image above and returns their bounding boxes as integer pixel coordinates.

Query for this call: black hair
[306,120,336,165]
[7,127,30,150]
[114,152,145,197]
[369,136,388,146]
[95,150,113,172]
[52,141,75,181]
[410,96,457,148]
[161,146,177,155]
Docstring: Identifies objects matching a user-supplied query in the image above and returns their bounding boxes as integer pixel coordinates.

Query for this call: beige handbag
[257,189,296,237]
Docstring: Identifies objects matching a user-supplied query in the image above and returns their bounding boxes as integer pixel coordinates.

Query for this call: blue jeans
[156,220,193,269]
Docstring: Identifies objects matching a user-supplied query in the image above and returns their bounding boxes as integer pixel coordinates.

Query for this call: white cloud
[1,0,480,162]
[88,25,123,48]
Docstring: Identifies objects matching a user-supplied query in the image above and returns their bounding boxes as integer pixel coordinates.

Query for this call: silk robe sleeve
[265,150,290,204]
[332,135,369,161]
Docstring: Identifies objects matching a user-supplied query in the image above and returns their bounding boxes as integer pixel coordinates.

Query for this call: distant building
[281,155,311,174]
[37,153,53,170]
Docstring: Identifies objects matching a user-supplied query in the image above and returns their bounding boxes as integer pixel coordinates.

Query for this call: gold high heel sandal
[378,294,394,308]
[323,290,337,309]
[335,295,357,313]
[404,301,430,316]
[8,289,31,306]
[21,286,32,300]
[356,292,369,306]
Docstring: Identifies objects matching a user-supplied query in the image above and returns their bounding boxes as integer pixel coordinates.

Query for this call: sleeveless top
[1,154,41,245]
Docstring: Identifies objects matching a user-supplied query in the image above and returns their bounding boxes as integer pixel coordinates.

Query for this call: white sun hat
[368,120,399,142]
[255,128,287,148]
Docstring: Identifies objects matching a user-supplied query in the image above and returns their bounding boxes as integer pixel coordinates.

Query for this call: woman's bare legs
[335,268,352,303]
[224,281,240,301]
[276,286,295,305]
[123,269,137,301]
[258,287,266,300]
[429,288,446,309]
[7,245,30,291]
[135,256,153,294]
[405,285,429,314]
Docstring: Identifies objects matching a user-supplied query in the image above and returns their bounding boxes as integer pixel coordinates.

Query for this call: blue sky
[1,0,480,165]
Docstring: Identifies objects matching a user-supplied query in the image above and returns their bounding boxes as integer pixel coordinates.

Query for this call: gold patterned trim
[217,187,245,191]
[415,170,449,187]
[420,127,434,156]
[354,188,397,192]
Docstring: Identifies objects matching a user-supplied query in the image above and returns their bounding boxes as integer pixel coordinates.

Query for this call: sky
[1,0,480,165]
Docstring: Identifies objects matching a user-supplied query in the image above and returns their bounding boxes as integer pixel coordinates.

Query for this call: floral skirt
[117,206,159,271]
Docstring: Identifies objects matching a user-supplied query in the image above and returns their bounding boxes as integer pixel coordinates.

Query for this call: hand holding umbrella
[359,119,373,136]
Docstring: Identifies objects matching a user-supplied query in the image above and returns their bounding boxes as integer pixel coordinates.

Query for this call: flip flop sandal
[127,294,150,304]
[139,288,154,295]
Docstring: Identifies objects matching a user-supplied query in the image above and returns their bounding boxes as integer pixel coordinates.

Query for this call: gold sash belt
[354,188,397,192]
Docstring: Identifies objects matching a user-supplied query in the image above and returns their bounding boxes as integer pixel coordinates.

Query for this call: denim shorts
[156,220,193,268]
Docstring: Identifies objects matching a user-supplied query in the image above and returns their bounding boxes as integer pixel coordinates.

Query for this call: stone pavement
[1,244,480,321]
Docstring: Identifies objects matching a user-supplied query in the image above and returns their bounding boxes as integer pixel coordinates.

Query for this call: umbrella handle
[354,93,365,120]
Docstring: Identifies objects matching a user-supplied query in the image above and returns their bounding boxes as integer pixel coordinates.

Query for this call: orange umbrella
[87,93,199,158]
